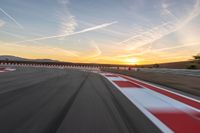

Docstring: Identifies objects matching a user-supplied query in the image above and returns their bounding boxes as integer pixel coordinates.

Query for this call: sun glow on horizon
[123,58,139,65]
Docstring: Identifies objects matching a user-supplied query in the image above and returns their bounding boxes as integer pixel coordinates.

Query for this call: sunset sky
[0,0,200,64]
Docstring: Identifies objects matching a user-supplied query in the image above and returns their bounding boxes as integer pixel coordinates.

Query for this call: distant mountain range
[0,55,59,62]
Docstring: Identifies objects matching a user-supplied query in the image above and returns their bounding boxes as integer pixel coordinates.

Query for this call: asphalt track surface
[0,67,161,133]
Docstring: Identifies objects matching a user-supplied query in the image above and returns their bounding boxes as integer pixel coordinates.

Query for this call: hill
[0,55,58,62]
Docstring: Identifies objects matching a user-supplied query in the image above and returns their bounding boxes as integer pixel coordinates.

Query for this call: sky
[0,0,200,65]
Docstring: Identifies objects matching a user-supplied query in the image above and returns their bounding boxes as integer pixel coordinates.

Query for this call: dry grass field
[102,69,200,97]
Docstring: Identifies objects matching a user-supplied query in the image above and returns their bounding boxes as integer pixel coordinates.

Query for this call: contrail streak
[16,21,118,44]
[153,42,200,52]
[117,22,170,45]
[117,0,200,50]
[0,7,23,29]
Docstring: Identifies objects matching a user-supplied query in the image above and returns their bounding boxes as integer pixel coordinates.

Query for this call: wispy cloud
[116,41,200,59]
[46,47,79,57]
[0,30,43,45]
[0,19,5,27]
[153,41,200,52]
[176,0,200,28]
[74,41,102,63]
[57,0,77,40]
[86,41,102,59]
[57,0,70,5]
[16,21,118,44]
[0,7,23,29]
[0,30,24,39]
[161,1,179,21]
[0,41,79,58]
[60,16,77,37]
[118,22,175,50]
[117,0,200,50]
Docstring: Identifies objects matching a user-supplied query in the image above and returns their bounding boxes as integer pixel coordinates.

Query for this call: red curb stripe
[113,81,142,88]
[149,110,200,133]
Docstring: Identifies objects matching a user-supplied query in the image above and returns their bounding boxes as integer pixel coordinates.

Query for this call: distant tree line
[193,53,200,64]
[187,53,200,69]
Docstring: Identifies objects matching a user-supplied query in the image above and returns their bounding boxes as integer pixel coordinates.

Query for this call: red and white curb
[101,72,200,133]
[0,67,16,73]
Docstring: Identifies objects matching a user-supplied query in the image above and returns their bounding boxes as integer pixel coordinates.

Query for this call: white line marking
[106,77,128,81]
[121,88,175,110]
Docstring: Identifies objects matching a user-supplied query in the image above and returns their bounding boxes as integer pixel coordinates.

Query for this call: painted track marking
[0,67,16,73]
[101,72,200,133]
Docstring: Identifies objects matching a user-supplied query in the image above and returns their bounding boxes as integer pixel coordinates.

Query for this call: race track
[0,67,199,133]
[0,67,161,133]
